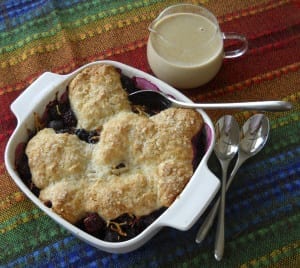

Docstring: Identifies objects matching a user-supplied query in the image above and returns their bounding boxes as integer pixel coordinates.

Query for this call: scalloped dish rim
[4,60,220,253]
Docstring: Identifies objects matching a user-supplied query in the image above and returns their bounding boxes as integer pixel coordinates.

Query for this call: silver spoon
[195,114,270,260]
[129,90,292,111]
[212,115,240,261]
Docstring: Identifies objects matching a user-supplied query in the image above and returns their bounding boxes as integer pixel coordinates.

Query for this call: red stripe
[246,25,300,50]
[219,1,300,38]
[192,36,300,92]
[0,90,21,162]
[1,35,299,100]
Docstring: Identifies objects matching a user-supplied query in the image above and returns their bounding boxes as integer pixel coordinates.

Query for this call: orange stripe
[183,66,300,122]
[0,18,151,91]
[191,63,300,101]
[203,0,290,17]
[218,0,291,23]
[0,169,21,200]
[0,191,26,211]
[0,37,148,95]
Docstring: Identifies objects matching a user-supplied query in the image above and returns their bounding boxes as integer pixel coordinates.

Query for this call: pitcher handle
[223,32,248,59]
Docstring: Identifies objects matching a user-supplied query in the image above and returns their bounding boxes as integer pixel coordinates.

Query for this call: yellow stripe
[0,191,27,210]
[0,169,21,200]
[0,1,174,58]
[240,241,300,268]
[0,198,37,223]
[0,209,44,235]
[0,0,210,67]
[268,252,300,268]
[205,90,299,126]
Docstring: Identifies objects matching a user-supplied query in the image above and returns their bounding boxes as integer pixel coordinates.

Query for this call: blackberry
[48,120,64,131]
[83,213,106,234]
[44,200,52,208]
[59,90,69,103]
[120,74,137,94]
[15,143,31,181]
[75,129,89,142]
[87,130,100,144]
[123,226,138,240]
[29,182,40,197]
[88,136,99,144]
[56,128,74,134]
[57,102,69,114]
[138,207,166,228]
[115,163,126,169]
[62,110,77,127]
[104,230,122,242]
[74,129,99,143]
[192,128,205,171]
[47,101,61,121]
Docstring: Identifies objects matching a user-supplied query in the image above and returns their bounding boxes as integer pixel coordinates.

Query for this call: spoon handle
[214,160,230,261]
[195,154,247,244]
[195,199,220,243]
[172,99,292,111]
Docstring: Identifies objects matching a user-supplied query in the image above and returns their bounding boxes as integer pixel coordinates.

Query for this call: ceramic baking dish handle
[11,72,66,122]
[158,165,220,231]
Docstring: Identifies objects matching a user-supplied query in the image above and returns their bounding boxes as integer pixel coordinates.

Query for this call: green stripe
[230,195,299,232]
[208,119,300,179]
[233,100,299,126]
[0,0,163,51]
[270,109,300,128]
[172,213,300,268]
[0,195,36,222]
[0,208,43,234]
[227,147,299,198]
[265,121,299,155]
[0,214,69,262]
[247,112,300,158]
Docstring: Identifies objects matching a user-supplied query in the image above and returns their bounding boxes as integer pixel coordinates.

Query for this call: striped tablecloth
[1,0,299,267]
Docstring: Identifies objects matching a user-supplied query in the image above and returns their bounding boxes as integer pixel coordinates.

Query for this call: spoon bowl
[196,114,270,259]
[129,90,292,111]
[239,114,270,156]
[214,115,240,160]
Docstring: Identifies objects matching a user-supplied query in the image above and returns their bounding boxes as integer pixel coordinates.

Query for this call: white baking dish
[4,60,219,253]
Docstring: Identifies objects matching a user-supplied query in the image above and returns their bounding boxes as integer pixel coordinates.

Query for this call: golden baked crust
[26,128,90,189]
[69,64,131,130]
[26,64,204,223]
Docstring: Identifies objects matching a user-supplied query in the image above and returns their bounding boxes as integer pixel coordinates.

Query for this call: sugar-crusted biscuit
[26,64,204,223]
[26,128,91,189]
[68,64,131,130]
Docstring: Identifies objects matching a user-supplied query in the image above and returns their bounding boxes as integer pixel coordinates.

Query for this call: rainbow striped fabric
[0,0,299,267]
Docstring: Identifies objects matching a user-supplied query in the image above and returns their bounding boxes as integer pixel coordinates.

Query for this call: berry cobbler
[15,64,205,242]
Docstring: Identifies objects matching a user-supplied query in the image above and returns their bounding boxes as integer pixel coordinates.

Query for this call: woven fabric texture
[0,0,299,267]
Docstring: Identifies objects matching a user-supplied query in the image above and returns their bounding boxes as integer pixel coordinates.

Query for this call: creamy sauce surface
[151,13,223,66]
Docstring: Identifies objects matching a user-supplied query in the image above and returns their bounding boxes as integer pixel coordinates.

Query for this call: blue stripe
[5,210,299,267]
[0,0,134,30]
[0,0,86,30]
[5,236,130,268]
[3,144,299,267]
[228,161,300,201]
[2,0,48,19]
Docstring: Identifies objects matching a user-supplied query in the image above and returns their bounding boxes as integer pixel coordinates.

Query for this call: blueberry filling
[43,90,77,130]
[15,142,39,196]
[74,129,100,144]
[15,73,204,242]
[44,200,52,208]
[120,74,137,94]
[76,208,166,242]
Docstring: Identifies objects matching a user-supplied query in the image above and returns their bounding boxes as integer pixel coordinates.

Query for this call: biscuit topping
[23,64,204,240]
